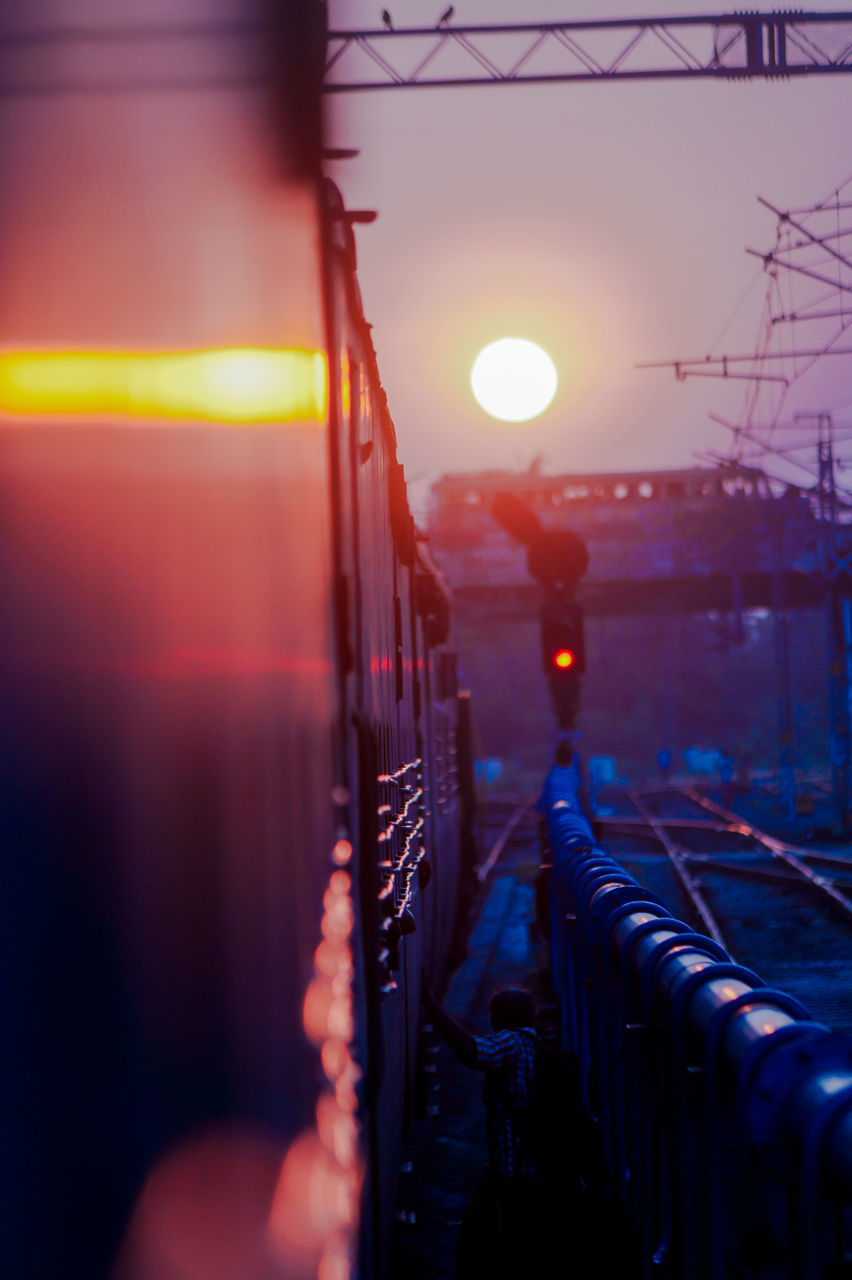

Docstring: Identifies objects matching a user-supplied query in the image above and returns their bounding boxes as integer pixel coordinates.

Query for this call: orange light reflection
[332,839,353,866]
[271,847,363,1280]
[340,349,351,419]
[0,347,328,425]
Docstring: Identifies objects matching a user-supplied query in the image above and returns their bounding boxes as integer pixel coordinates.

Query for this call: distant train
[0,4,471,1278]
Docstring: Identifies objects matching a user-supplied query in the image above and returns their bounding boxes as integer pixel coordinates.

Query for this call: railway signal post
[541,594,585,730]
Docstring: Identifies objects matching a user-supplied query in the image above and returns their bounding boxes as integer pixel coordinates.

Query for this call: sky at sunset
[324,0,852,512]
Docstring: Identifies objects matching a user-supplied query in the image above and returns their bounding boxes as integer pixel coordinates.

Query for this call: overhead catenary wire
[644,168,852,491]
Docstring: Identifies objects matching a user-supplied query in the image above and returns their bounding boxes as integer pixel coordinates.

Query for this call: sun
[471,338,557,422]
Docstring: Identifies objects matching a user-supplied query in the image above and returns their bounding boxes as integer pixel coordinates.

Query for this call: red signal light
[553,649,575,669]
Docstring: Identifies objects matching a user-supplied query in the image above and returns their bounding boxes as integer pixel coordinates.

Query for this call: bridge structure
[324,11,852,92]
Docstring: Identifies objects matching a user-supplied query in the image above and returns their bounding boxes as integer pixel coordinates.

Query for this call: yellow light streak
[0,347,328,424]
[340,348,351,419]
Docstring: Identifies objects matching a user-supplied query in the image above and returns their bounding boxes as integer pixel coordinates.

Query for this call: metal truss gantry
[325,11,852,91]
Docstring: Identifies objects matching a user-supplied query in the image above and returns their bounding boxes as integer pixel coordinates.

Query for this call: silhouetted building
[427,463,828,616]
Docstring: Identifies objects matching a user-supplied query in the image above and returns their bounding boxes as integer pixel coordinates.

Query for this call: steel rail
[597,813,756,834]
[682,852,852,894]
[685,787,852,925]
[797,847,852,870]
[628,789,728,947]
[609,798,852,901]
[477,795,535,882]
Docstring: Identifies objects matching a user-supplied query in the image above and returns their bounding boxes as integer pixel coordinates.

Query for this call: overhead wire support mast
[637,347,852,381]
[324,12,852,91]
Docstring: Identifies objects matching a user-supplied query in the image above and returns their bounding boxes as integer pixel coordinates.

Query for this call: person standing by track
[421,980,552,1276]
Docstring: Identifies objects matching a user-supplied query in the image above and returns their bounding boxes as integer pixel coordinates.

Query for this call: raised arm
[421,978,478,1067]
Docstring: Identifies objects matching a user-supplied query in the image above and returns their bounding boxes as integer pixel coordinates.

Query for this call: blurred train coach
[0,4,471,1278]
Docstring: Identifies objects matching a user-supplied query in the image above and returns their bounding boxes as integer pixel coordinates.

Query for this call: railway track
[596,786,852,1036]
[473,786,852,1034]
[476,794,538,880]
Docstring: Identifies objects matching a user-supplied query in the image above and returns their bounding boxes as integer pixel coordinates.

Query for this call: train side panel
[324,199,464,1274]
[323,227,413,1275]
[0,5,467,1277]
[0,7,342,1277]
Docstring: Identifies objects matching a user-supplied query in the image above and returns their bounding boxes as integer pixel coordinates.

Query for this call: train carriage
[323,178,465,1275]
[0,4,465,1278]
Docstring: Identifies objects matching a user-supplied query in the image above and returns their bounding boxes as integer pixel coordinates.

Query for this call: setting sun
[471,338,557,422]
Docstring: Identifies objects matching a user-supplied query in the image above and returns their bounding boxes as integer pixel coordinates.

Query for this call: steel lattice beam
[325,11,852,91]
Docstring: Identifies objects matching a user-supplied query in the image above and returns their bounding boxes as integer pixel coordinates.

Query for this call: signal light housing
[540,599,585,676]
[541,597,585,730]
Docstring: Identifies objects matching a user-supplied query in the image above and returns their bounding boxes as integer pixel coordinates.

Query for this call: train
[0,4,473,1278]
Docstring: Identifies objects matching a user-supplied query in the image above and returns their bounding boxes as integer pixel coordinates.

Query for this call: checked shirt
[472,1026,538,1180]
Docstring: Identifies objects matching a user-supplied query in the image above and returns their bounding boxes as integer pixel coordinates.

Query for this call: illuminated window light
[0,347,328,424]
